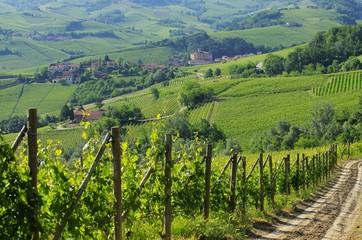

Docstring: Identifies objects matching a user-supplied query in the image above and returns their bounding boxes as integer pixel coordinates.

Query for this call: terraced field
[0,83,77,120]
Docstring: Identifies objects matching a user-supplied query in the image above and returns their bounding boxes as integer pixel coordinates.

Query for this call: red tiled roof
[74,109,105,122]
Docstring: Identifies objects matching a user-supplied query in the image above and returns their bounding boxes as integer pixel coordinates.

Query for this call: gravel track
[250,160,362,240]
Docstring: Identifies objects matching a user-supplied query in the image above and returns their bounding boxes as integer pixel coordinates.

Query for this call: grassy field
[70,46,172,65]
[0,78,16,87]
[0,0,343,72]
[0,83,77,120]
[210,8,340,48]
[93,70,362,151]
[4,70,362,155]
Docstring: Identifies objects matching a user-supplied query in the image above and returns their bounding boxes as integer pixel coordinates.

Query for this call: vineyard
[0,83,77,120]
[313,70,362,96]
[188,101,215,125]
[1,108,359,239]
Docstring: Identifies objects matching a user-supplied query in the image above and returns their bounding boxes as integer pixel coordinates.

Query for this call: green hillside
[87,71,360,150]
[0,83,76,120]
[211,8,341,48]
[0,0,350,72]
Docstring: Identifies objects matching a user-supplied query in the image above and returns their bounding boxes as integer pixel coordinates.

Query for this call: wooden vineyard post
[229,153,238,213]
[204,144,212,220]
[164,134,172,240]
[268,155,275,207]
[284,155,290,195]
[317,153,322,184]
[327,151,331,178]
[112,127,122,240]
[335,144,338,166]
[305,156,309,189]
[322,153,325,181]
[296,153,300,193]
[242,157,247,218]
[312,155,316,187]
[259,153,264,213]
[28,108,39,240]
[301,154,305,192]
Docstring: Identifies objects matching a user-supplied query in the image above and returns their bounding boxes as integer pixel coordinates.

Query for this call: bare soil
[248,159,362,240]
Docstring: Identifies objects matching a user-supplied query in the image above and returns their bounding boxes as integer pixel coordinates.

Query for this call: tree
[153,69,166,83]
[59,105,74,121]
[150,87,160,100]
[165,113,191,139]
[263,53,285,76]
[179,82,214,109]
[310,103,336,140]
[341,56,362,71]
[193,119,225,143]
[204,68,213,78]
[95,99,104,109]
[215,68,221,77]
[105,105,144,125]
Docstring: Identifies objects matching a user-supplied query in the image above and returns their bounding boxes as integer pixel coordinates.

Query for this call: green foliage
[159,32,263,59]
[193,118,225,143]
[165,113,192,139]
[313,71,362,96]
[215,68,221,77]
[312,0,362,22]
[179,81,214,109]
[95,10,124,24]
[104,104,144,125]
[224,9,284,31]
[0,138,32,238]
[205,68,213,78]
[0,115,27,133]
[150,87,160,100]
[64,21,83,31]
[264,53,285,76]
[59,104,74,121]
[310,103,339,139]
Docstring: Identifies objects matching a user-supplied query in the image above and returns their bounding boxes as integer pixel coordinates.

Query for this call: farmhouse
[73,109,105,123]
[189,49,213,65]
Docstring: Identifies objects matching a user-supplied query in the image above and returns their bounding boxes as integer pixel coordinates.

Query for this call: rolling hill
[0,0,355,73]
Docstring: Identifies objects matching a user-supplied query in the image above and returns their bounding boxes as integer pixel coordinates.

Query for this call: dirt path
[250,159,362,240]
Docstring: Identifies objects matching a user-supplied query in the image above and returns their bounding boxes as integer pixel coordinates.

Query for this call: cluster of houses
[188,48,262,66]
[49,62,82,84]
[49,59,121,84]
[30,33,73,41]
[49,59,168,84]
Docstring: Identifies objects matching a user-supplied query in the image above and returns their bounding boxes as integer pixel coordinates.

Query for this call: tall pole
[164,134,172,240]
[204,144,212,220]
[112,127,122,240]
[28,108,39,240]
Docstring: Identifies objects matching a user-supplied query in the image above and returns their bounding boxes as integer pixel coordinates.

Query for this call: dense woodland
[312,0,362,23]
[217,9,285,31]
[250,101,362,152]
[154,32,267,59]
[261,25,362,77]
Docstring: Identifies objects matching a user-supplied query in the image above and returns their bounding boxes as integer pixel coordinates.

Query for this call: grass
[0,78,16,87]
[38,127,85,155]
[0,1,343,72]
[0,83,77,120]
[71,46,172,65]
[103,70,362,151]
[0,85,23,120]
[210,8,341,48]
